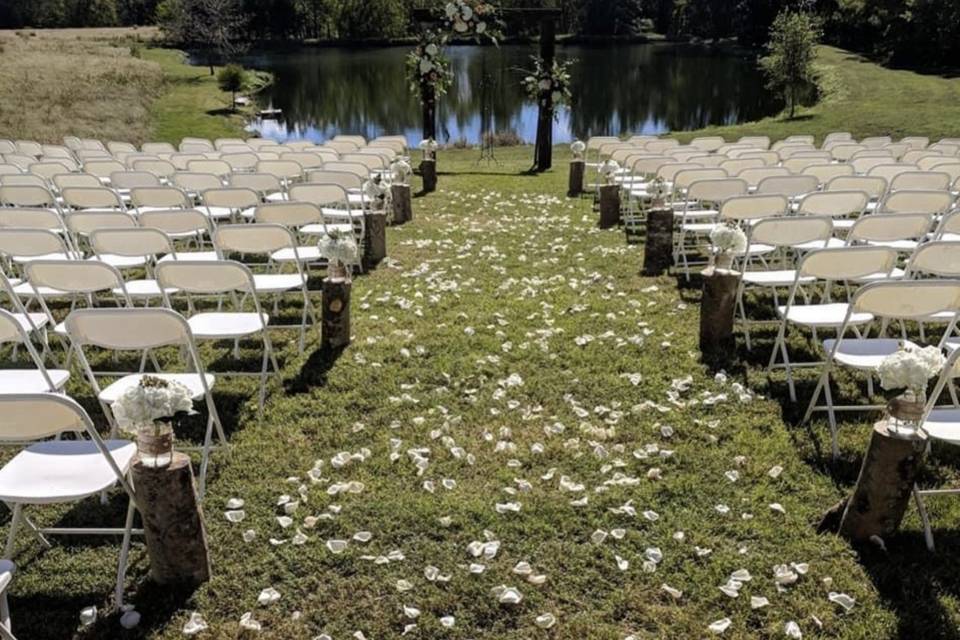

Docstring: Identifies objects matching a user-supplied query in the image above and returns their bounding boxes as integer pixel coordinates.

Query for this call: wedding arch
[411,3,563,173]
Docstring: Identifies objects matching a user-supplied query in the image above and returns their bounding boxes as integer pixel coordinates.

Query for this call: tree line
[2,0,959,69]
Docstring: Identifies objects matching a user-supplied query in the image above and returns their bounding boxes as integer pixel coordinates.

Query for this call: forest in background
[1,0,959,68]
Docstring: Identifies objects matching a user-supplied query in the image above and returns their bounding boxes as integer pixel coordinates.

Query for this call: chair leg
[780,336,796,403]
[197,414,217,501]
[914,486,935,552]
[3,505,22,559]
[823,373,839,459]
[114,497,136,608]
[19,515,50,550]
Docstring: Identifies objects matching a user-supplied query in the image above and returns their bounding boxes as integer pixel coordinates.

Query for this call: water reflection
[239,43,781,145]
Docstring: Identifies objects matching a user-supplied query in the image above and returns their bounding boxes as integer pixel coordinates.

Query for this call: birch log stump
[568,160,585,197]
[322,277,352,351]
[392,184,413,224]
[420,159,437,193]
[363,211,387,270]
[598,185,621,229]
[699,265,740,363]
[132,454,211,585]
[642,207,674,275]
[821,420,927,542]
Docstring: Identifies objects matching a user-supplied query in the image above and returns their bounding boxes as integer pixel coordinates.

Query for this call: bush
[483,130,523,147]
[217,63,247,108]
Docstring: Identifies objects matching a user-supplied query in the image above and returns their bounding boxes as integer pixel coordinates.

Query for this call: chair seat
[777,303,874,328]
[113,280,178,298]
[851,268,906,283]
[867,239,920,252]
[12,252,82,265]
[738,243,775,257]
[0,439,136,504]
[253,273,305,293]
[795,238,846,251]
[320,207,361,220]
[12,282,72,299]
[833,219,857,230]
[822,338,917,370]
[99,373,215,404]
[89,255,147,269]
[681,222,717,234]
[742,270,815,287]
[923,409,960,445]
[271,247,322,263]
[204,206,256,221]
[158,251,220,263]
[301,223,354,237]
[0,369,69,392]
[188,312,268,339]
[8,312,49,334]
[264,192,287,203]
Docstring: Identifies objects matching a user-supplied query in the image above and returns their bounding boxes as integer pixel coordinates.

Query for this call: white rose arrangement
[419,138,440,160]
[878,344,945,398]
[319,228,359,273]
[391,159,413,184]
[648,176,669,204]
[522,56,574,115]
[599,159,621,185]
[363,174,393,210]
[709,223,748,256]
[406,31,454,101]
[112,376,194,435]
[443,1,502,43]
[570,140,586,161]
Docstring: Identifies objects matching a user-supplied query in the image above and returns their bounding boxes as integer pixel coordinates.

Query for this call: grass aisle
[41,147,891,639]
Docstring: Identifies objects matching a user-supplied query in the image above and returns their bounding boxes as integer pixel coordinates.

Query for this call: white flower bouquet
[443,0,502,43]
[570,140,586,161]
[521,56,574,115]
[363,175,392,210]
[319,228,359,276]
[879,344,945,397]
[419,138,440,160]
[406,31,454,100]
[112,376,194,434]
[709,223,748,255]
[391,159,413,184]
[599,159,621,185]
[648,176,669,205]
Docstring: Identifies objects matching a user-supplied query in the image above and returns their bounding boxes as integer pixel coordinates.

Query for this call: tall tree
[760,9,820,118]
[158,0,247,74]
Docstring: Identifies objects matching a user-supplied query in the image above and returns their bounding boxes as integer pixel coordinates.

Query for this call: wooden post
[598,185,621,229]
[363,211,387,270]
[568,160,585,197]
[322,277,352,351]
[643,207,674,273]
[392,184,413,224]
[421,158,437,193]
[830,421,927,542]
[533,16,557,173]
[699,265,740,361]
[132,454,211,585]
[421,83,437,142]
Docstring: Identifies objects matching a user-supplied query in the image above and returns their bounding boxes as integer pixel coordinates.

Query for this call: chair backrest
[825,175,888,199]
[901,136,929,150]
[0,228,70,258]
[879,190,954,215]
[689,136,725,152]
[628,156,671,177]
[0,164,22,176]
[289,183,350,207]
[798,245,899,280]
[851,157,893,175]
[25,259,126,295]
[737,135,770,150]
[107,141,137,154]
[324,140,360,155]
[924,161,960,182]
[53,173,101,190]
[215,223,298,255]
[256,160,304,182]
[823,131,854,145]
[749,215,834,249]
[0,393,108,443]
[29,161,73,181]
[776,145,816,160]
[110,171,161,190]
[738,167,789,188]
[889,171,952,192]
[65,210,137,237]
[201,187,260,210]
[138,209,212,236]
[222,153,259,172]
[3,154,37,171]
[736,151,779,166]
[0,184,57,208]
[803,163,854,185]
[673,168,728,191]
[829,143,866,162]
[684,179,748,205]
[783,158,828,174]
[755,175,818,199]
[902,150,942,166]
[852,279,960,320]
[90,227,173,258]
[719,158,764,175]
[15,140,43,157]
[313,164,367,183]
[0,174,48,189]
[279,152,326,171]
[332,135,366,147]
[66,307,194,351]
[229,172,283,195]
[187,159,231,177]
[61,187,125,211]
[171,172,222,194]
[0,207,65,232]
[931,142,960,156]
[796,190,869,218]
[720,195,789,221]
[255,201,324,227]
[141,142,176,155]
[868,163,918,183]
[906,241,960,278]
[130,186,191,211]
[848,213,933,243]
[132,159,177,180]
[156,260,256,296]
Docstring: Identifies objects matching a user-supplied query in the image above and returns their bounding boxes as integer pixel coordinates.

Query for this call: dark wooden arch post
[533,14,557,173]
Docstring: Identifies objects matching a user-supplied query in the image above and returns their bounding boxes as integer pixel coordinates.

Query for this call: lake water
[236,43,781,146]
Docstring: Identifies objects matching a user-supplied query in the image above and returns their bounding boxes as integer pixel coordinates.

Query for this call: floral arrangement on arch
[443,0,503,43]
[522,56,574,116]
[407,30,455,100]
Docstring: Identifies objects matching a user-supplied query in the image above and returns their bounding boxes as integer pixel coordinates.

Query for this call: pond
[235,43,782,146]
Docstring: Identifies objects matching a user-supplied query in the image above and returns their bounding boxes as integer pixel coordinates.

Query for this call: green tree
[760,9,820,118]
[158,0,247,74]
[336,0,406,40]
[217,63,247,109]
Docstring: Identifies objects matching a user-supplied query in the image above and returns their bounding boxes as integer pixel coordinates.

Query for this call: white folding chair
[0,393,140,607]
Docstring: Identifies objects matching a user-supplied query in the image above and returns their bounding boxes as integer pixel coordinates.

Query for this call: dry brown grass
[0,30,164,145]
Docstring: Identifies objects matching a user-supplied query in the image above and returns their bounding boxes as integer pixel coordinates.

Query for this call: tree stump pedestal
[642,207,674,274]
[322,277,352,351]
[132,454,210,585]
[420,159,437,193]
[568,160,585,197]
[598,185,621,229]
[392,184,413,224]
[699,265,740,363]
[363,211,387,270]
[820,420,927,542]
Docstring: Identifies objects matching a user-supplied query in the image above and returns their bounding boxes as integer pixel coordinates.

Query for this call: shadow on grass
[285,343,346,394]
